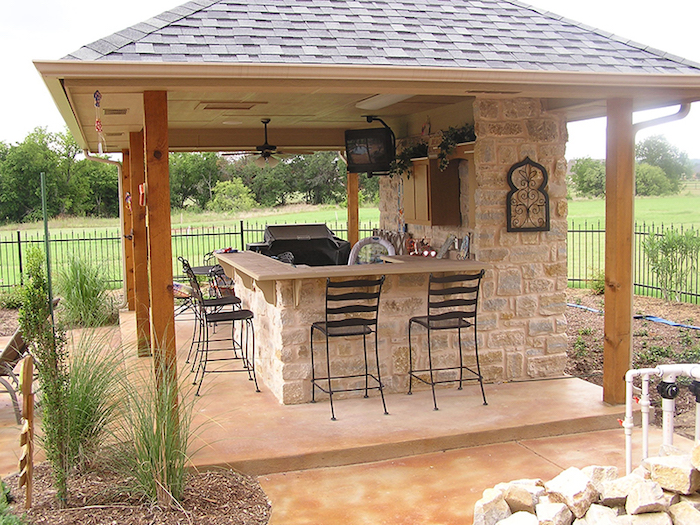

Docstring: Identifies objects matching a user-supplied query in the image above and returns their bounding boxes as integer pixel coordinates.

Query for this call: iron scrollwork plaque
[506,157,550,232]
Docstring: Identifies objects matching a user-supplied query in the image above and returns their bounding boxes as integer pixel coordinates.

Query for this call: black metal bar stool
[180,258,258,395]
[408,270,487,410]
[310,276,388,420]
[179,257,241,366]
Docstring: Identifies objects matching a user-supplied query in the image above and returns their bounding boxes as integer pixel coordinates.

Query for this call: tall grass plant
[111,359,197,506]
[56,255,117,327]
[64,329,123,471]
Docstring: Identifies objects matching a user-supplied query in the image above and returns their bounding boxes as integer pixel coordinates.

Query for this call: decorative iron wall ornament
[506,157,550,232]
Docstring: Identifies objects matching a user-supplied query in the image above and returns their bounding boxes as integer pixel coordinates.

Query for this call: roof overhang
[34,60,700,153]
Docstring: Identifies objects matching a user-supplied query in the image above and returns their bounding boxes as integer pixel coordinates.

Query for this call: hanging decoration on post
[506,157,550,232]
[93,90,105,154]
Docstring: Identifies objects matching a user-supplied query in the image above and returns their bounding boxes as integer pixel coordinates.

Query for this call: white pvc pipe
[624,363,700,474]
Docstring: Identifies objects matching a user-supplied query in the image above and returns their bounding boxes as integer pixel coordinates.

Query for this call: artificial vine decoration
[389,141,428,176]
[437,123,476,171]
[506,157,550,232]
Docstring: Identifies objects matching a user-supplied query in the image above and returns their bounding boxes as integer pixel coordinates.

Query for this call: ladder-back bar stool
[180,258,258,395]
[310,276,388,420]
[408,270,487,410]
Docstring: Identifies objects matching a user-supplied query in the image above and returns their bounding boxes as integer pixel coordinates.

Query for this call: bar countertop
[216,251,490,282]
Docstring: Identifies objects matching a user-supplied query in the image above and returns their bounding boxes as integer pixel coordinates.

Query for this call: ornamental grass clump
[64,330,123,471]
[56,255,117,327]
[111,359,197,506]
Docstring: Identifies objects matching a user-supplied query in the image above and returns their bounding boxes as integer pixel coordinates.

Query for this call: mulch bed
[565,288,700,439]
[4,463,271,524]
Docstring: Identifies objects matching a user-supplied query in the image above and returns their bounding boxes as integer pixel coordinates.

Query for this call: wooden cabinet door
[412,160,430,223]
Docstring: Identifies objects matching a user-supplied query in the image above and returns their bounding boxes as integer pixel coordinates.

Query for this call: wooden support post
[121,149,135,311]
[129,130,151,356]
[18,355,34,509]
[603,98,635,405]
[143,91,177,373]
[347,171,359,247]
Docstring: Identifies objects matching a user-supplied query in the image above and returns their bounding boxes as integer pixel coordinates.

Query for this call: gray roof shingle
[62,0,700,74]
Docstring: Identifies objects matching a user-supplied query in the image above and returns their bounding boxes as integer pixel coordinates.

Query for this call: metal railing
[0,220,378,290]
[568,221,700,304]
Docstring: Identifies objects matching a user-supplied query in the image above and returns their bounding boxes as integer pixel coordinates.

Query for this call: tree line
[0,127,379,223]
[569,135,696,198]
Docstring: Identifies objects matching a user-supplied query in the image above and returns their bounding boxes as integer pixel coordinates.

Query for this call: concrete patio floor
[1,310,694,524]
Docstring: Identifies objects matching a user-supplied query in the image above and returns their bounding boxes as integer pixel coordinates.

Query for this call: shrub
[589,269,605,295]
[0,479,24,524]
[643,229,700,302]
[18,247,70,507]
[56,255,117,327]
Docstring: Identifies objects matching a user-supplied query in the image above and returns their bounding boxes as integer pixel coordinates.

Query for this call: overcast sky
[2,0,699,159]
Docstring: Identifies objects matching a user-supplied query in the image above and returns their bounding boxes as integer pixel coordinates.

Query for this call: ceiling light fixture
[355,94,413,110]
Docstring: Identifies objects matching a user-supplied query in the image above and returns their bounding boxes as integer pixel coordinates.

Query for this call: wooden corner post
[143,91,177,374]
[347,171,359,247]
[603,98,635,405]
[129,130,151,356]
[121,149,135,311]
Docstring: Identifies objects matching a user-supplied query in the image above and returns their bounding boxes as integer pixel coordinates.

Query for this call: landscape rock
[668,501,700,525]
[494,481,544,513]
[690,442,700,470]
[474,488,512,525]
[625,480,668,515]
[495,511,538,524]
[678,492,700,510]
[582,465,618,494]
[545,467,598,518]
[535,501,573,525]
[600,473,646,506]
[616,512,673,524]
[571,503,618,524]
[642,455,700,494]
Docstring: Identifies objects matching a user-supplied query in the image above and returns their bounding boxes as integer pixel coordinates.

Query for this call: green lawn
[568,194,700,229]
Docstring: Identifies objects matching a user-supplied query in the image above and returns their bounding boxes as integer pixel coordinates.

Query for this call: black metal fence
[568,221,700,304]
[3,220,698,304]
[0,220,378,290]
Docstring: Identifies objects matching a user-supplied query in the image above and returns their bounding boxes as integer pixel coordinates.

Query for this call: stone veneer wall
[234,270,471,405]
[235,97,569,405]
[379,97,569,383]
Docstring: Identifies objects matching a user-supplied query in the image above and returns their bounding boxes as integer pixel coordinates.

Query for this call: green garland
[389,141,428,176]
[437,123,476,171]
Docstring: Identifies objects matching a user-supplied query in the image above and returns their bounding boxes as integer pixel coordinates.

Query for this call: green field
[568,193,700,229]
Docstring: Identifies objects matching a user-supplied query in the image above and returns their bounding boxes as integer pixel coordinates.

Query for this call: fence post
[17,230,23,285]
[240,219,245,251]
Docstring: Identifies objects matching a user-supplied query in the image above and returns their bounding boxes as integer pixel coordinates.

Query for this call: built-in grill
[247,224,351,266]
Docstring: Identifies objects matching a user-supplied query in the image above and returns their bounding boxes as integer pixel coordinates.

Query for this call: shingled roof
[64,0,700,75]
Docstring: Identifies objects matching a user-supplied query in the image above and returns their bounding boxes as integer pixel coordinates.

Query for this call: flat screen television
[344,127,395,175]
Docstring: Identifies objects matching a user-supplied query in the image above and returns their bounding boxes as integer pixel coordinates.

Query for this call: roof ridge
[505,0,700,71]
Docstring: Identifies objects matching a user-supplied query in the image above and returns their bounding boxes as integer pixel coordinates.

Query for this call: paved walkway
[1,312,694,524]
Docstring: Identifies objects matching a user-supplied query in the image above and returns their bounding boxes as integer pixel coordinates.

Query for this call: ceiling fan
[253,118,280,168]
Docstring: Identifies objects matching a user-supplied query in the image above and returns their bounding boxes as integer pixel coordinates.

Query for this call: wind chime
[94,90,105,154]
